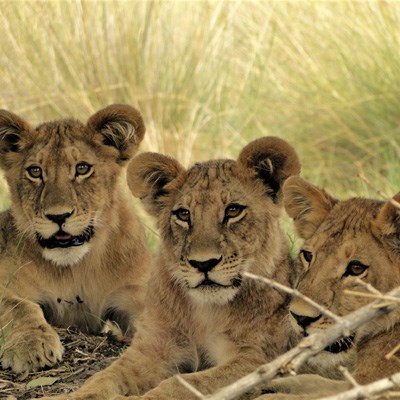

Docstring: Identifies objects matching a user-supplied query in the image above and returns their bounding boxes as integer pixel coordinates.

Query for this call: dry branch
[353,277,382,295]
[337,366,358,389]
[203,284,400,400]
[317,371,400,400]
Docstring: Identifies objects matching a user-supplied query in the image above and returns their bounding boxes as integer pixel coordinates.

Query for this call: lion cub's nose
[46,211,73,225]
[189,257,222,273]
[290,311,321,329]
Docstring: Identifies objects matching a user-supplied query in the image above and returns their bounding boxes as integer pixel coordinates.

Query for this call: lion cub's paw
[1,323,64,373]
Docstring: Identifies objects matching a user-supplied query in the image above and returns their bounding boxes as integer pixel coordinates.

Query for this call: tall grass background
[0,0,399,245]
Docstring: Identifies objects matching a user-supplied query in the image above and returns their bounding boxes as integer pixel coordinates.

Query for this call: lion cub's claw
[1,324,63,374]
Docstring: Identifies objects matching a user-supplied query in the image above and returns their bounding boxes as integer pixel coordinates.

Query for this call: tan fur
[0,105,151,374]
[258,177,400,399]
[40,136,301,400]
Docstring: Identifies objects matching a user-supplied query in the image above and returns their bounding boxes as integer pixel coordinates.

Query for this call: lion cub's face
[0,105,145,266]
[128,137,300,305]
[283,177,400,366]
[161,161,278,305]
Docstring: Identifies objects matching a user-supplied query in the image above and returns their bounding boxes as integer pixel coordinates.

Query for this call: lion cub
[259,177,400,398]
[0,105,151,374]
[39,137,301,400]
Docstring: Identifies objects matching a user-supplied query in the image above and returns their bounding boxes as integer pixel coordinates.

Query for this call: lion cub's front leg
[112,353,264,400]
[0,290,63,374]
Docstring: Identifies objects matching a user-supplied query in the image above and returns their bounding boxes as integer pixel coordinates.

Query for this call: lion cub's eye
[173,208,190,223]
[75,163,92,176]
[344,260,368,277]
[225,204,246,219]
[26,166,43,179]
[300,249,313,264]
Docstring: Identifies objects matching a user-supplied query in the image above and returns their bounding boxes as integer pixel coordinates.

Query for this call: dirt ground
[0,327,129,400]
[2,328,397,400]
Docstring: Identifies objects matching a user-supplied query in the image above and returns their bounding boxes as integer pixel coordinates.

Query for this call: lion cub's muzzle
[188,256,242,288]
[37,211,95,249]
[290,311,355,354]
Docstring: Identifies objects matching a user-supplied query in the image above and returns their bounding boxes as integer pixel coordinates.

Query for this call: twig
[244,272,342,323]
[204,285,400,400]
[344,289,400,304]
[338,366,359,389]
[386,343,400,362]
[317,371,400,400]
[354,277,382,295]
[74,349,89,356]
[175,375,205,400]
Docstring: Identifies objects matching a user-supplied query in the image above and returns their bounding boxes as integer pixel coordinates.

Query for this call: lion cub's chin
[42,245,91,267]
[188,286,239,305]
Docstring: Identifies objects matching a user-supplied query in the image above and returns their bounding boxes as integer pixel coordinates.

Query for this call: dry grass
[0,1,398,199]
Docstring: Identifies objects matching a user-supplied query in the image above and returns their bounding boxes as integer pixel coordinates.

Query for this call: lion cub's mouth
[194,276,242,289]
[195,279,225,288]
[37,226,94,249]
[324,334,355,354]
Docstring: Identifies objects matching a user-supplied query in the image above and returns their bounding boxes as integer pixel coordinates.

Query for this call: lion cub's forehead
[184,160,241,188]
[35,118,86,142]
[312,198,383,247]
[28,119,96,163]
[178,160,247,205]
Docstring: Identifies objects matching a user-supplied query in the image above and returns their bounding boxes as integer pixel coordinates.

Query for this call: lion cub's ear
[127,152,185,216]
[87,104,145,164]
[375,193,400,246]
[283,176,337,239]
[0,110,33,168]
[237,136,301,203]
